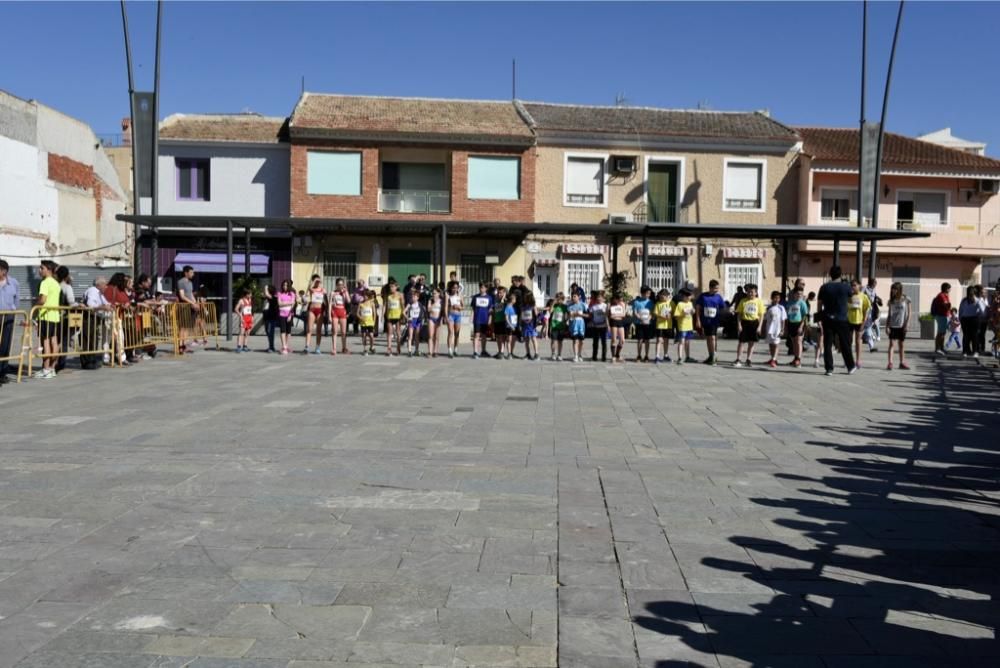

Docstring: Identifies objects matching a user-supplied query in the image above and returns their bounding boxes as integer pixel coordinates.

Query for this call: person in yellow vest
[672,289,696,364]
[653,289,673,364]
[357,289,378,356]
[734,283,765,367]
[34,260,62,379]
[383,281,404,356]
[847,279,872,368]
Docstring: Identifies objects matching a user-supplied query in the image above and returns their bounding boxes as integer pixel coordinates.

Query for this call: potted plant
[918,313,936,340]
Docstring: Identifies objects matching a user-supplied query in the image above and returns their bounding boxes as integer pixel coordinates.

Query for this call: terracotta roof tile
[797,126,1000,173]
[159,114,288,143]
[290,93,533,143]
[519,102,798,142]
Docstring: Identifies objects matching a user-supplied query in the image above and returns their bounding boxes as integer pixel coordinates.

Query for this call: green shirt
[549,304,568,331]
[38,276,62,323]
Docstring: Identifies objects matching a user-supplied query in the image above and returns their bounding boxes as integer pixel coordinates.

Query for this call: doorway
[532,266,558,303]
[388,249,432,286]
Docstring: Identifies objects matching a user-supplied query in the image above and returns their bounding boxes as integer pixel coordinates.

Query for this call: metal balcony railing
[379,190,450,214]
[897,219,947,231]
[632,202,678,223]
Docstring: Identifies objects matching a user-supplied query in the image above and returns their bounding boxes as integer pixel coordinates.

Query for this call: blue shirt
[567,302,587,336]
[471,293,493,325]
[504,304,518,329]
[785,298,808,324]
[0,275,19,312]
[695,293,725,324]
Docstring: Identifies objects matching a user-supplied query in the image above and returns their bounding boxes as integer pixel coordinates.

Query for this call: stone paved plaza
[0,337,998,668]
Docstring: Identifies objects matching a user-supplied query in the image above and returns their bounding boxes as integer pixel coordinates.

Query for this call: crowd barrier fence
[0,309,31,382]
[26,304,117,373]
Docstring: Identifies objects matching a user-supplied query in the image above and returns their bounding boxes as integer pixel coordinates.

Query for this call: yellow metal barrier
[171,300,220,352]
[0,309,31,383]
[26,304,116,376]
[121,302,176,355]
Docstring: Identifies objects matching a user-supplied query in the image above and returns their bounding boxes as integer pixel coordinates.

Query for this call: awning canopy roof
[173,252,270,274]
[117,215,930,243]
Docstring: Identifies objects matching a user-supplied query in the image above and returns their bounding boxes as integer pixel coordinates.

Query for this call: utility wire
[2,241,128,259]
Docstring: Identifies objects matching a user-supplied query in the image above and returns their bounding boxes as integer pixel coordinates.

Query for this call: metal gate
[323,252,357,291]
[459,254,493,297]
[564,260,602,294]
[645,258,681,293]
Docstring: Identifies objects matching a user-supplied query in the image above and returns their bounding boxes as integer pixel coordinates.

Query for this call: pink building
[795,127,1000,318]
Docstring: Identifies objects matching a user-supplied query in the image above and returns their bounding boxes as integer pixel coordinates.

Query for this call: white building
[0,90,129,301]
[918,128,987,157]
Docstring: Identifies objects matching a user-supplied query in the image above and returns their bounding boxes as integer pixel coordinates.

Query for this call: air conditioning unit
[611,156,637,175]
[608,213,634,224]
[978,179,1000,195]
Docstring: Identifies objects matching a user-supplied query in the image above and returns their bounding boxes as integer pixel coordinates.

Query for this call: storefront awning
[173,252,270,274]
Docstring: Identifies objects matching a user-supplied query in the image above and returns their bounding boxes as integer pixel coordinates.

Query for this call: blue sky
[2,1,998,155]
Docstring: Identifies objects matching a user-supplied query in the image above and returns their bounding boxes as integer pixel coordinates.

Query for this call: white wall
[150,142,290,217]
[0,135,59,260]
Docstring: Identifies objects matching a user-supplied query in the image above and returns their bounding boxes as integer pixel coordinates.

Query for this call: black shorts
[570,332,585,341]
[551,329,567,341]
[850,323,862,333]
[637,323,654,340]
[277,318,292,334]
[388,318,401,325]
[38,320,60,340]
[739,326,760,343]
[361,325,374,335]
[493,321,509,336]
[702,322,719,337]
[474,323,490,335]
[610,319,626,329]
[657,328,673,340]
[889,327,906,341]
[787,321,803,337]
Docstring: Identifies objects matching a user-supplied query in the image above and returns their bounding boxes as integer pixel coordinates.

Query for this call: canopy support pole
[611,235,619,294]
[226,221,233,342]
[641,228,649,288]
[439,225,447,291]
[781,238,790,298]
[833,237,841,268]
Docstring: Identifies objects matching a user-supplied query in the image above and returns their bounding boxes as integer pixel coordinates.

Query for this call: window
[459,254,493,297]
[564,155,606,206]
[468,156,520,200]
[175,159,209,201]
[322,252,357,292]
[820,188,857,223]
[564,260,603,294]
[723,159,765,211]
[380,162,449,212]
[307,151,362,196]
[724,262,762,302]
[643,258,682,293]
[897,191,947,229]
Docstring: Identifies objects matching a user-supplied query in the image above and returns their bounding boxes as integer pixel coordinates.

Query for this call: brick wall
[290,141,535,222]
[48,152,94,190]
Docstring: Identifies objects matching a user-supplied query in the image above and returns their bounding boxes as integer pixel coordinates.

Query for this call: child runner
[491,286,509,359]
[847,279,872,368]
[235,288,253,353]
[566,291,588,362]
[608,294,627,363]
[426,289,443,358]
[446,282,463,358]
[276,280,297,355]
[358,289,378,356]
[695,279,725,365]
[631,286,654,362]
[471,282,493,359]
[384,282,404,356]
[946,308,962,351]
[653,289,673,364]
[304,276,326,355]
[405,290,426,357]
[886,281,911,370]
[672,289,696,364]
[549,293,569,361]
[520,292,539,360]
[784,287,808,368]
[329,278,351,355]
[502,293,518,360]
[589,291,609,362]
[734,283,764,367]
[763,290,788,368]
[537,299,551,340]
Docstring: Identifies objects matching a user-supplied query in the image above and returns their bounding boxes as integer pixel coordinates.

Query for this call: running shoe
[768,359,778,368]
[886,362,893,370]
[734,360,743,368]
[825,370,833,376]
[847,366,858,375]
[900,363,910,370]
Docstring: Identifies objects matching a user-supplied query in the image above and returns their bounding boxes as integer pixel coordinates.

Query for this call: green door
[647,162,678,222]
[388,249,432,285]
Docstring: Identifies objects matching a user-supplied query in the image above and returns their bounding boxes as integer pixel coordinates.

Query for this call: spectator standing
[816,265,856,376]
[958,286,983,358]
[83,277,112,367]
[54,266,75,372]
[34,260,61,379]
[930,282,952,355]
[262,284,279,353]
[863,277,882,352]
[176,265,198,353]
[975,285,989,355]
[0,259,20,385]
[885,282,911,370]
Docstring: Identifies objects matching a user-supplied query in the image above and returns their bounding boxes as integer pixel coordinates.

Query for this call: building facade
[288,94,535,293]
[138,113,293,295]
[796,127,1000,317]
[0,90,129,303]
[518,102,802,301]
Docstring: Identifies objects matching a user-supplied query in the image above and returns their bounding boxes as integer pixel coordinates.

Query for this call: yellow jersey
[672,301,695,332]
[358,300,377,327]
[386,294,403,319]
[847,293,871,325]
[737,297,765,322]
[655,301,673,329]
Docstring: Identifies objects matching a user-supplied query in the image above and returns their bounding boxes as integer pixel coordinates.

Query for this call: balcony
[379,189,451,214]
[632,202,678,223]
[897,219,949,231]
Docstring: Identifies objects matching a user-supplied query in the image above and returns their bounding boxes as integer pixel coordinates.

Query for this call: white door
[533,267,558,303]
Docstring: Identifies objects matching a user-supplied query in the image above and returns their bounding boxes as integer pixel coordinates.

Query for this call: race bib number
[333,294,344,307]
[521,309,533,322]
[591,306,606,325]
[610,305,625,318]
[552,311,564,323]
[703,306,717,318]
[475,297,490,308]
[241,306,252,316]
[788,305,799,317]
[638,309,651,324]
[743,303,758,318]
[450,295,462,307]
[851,297,863,309]
[310,292,324,304]
[408,304,422,318]
[360,306,373,318]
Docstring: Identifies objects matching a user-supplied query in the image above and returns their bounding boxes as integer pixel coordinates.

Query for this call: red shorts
[331,307,348,319]
[241,315,253,332]
[309,307,323,318]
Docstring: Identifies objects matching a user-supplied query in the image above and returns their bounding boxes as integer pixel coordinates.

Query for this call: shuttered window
[468,156,520,200]
[307,151,362,196]
[724,161,764,210]
[565,156,605,205]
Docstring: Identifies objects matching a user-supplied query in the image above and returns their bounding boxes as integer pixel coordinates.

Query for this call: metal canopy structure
[117,213,929,341]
